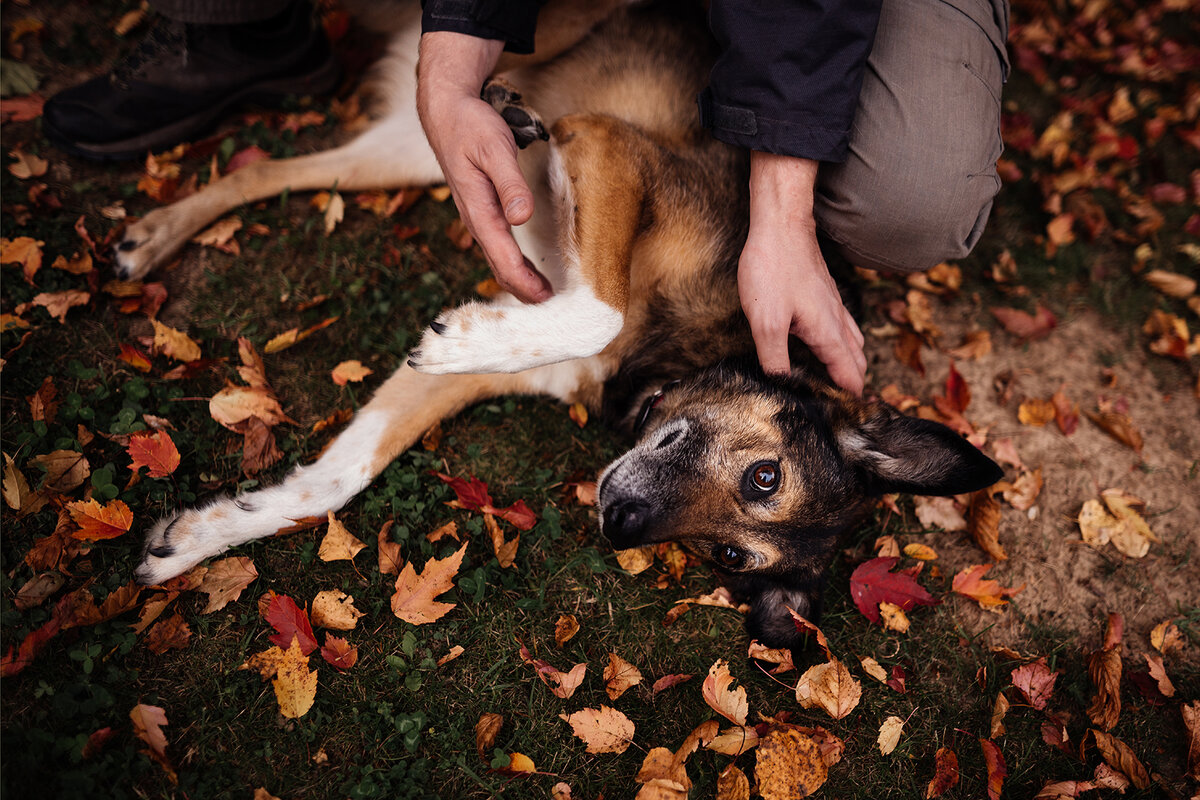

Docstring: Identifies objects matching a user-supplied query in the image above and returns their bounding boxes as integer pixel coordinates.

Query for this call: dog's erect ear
[835,403,1003,496]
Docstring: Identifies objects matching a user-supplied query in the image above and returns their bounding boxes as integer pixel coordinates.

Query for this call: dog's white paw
[134,508,227,585]
[408,302,531,374]
[115,207,185,279]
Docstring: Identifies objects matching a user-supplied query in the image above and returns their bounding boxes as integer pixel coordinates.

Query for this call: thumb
[488,158,534,226]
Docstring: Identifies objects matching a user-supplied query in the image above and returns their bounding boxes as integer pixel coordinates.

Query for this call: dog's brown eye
[742,460,780,498]
[713,545,744,568]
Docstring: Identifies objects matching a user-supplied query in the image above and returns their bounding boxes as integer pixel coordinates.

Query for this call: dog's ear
[835,402,1003,496]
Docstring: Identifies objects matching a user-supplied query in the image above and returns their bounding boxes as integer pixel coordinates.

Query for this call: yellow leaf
[507,752,536,773]
[878,715,905,755]
[272,638,318,719]
[707,726,759,756]
[880,602,911,633]
[310,589,365,630]
[702,659,748,726]
[755,726,829,798]
[616,545,654,575]
[558,706,634,754]
[318,511,366,562]
[331,359,373,385]
[795,658,863,720]
[7,148,47,179]
[151,319,201,363]
[390,541,468,624]
[903,543,938,561]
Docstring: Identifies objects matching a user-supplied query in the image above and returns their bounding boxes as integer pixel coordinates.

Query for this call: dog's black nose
[602,499,652,547]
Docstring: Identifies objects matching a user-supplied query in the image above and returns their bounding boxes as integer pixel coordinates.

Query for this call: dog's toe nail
[407,356,421,368]
[147,543,175,558]
[429,321,447,335]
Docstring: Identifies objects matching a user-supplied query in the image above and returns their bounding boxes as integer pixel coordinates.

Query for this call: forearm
[417,32,505,118]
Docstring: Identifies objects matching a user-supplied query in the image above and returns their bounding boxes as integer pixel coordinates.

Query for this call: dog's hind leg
[133,357,603,584]
[409,113,657,374]
[115,110,444,279]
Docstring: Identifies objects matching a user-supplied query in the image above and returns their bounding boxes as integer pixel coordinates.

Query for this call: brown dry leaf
[318,511,366,562]
[310,589,364,630]
[3,452,46,516]
[967,488,1007,560]
[0,236,45,283]
[331,359,373,386]
[130,703,176,783]
[390,542,468,624]
[554,614,579,647]
[559,706,634,754]
[550,782,574,800]
[947,329,992,360]
[914,495,967,532]
[520,644,587,699]
[51,251,93,275]
[925,747,959,798]
[1089,730,1149,789]
[1150,620,1183,655]
[191,216,242,254]
[652,673,694,695]
[149,319,201,363]
[320,635,358,671]
[436,645,465,667]
[795,659,862,720]
[474,712,503,760]
[1002,468,1043,511]
[145,613,192,655]
[483,513,518,569]
[991,304,1057,341]
[702,659,748,726]
[879,602,911,633]
[1011,658,1059,711]
[1143,652,1175,698]
[1087,613,1124,731]
[426,521,459,544]
[241,644,289,679]
[320,191,344,235]
[1084,410,1143,452]
[272,637,318,719]
[377,521,403,576]
[707,726,760,756]
[604,652,644,700]
[860,656,888,683]
[715,764,750,800]
[878,715,905,755]
[197,556,258,613]
[1018,398,1056,426]
[1183,701,1200,781]
[7,148,48,179]
[32,450,90,494]
[874,533,901,558]
[1078,490,1157,558]
[210,385,291,426]
[421,421,443,451]
[991,692,1010,738]
[755,726,830,799]
[748,640,795,675]
[635,747,690,799]
[14,572,65,610]
[1143,268,1197,298]
[1052,388,1080,435]
[616,546,654,575]
[19,289,92,323]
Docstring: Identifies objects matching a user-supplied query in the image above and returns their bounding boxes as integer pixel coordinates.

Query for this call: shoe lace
[112,17,189,88]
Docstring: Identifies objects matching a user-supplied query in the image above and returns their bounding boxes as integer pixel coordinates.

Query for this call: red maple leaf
[0,590,81,677]
[265,594,317,655]
[128,431,181,478]
[942,362,970,415]
[849,557,940,624]
[320,634,358,671]
[433,472,538,531]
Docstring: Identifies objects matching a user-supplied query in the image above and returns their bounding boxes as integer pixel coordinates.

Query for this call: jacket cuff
[421,0,538,54]
[697,88,850,163]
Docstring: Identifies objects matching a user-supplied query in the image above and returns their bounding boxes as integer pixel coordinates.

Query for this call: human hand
[739,153,866,395]
[416,32,551,302]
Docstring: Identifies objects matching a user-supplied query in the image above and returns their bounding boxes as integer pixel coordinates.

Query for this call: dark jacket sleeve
[700,0,882,162]
[421,0,542,54]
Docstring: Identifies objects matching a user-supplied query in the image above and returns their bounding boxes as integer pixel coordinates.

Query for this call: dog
[121,0,1002,651]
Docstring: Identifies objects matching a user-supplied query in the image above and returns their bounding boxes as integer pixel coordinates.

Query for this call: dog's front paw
[114,207,185,279]
[482,78,548,150]
[408,303,521,374]
[134,508,227,585]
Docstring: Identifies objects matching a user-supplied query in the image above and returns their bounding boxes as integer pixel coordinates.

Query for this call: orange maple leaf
[128,431,181,478]
[390,542,468,624]
[67,498,133,541]
[951,564,1024,609]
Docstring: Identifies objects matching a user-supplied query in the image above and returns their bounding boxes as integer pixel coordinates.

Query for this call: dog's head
[598,360,1002,652]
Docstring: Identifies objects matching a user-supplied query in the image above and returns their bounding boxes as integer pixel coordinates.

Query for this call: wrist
[417,32,504,102]
[748,151,819,226]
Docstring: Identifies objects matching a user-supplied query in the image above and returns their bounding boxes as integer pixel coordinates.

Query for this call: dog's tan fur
[125,0,1000,651]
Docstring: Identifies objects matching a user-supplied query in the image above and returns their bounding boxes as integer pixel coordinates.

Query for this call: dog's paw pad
[482,78,547,150]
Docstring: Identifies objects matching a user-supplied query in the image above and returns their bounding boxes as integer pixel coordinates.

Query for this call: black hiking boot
[42,2,338,161]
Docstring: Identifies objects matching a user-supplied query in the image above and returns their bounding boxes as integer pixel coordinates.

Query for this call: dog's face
[598,362,1003,652]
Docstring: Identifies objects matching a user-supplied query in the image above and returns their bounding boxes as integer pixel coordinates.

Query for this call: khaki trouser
[817,0,1010,272]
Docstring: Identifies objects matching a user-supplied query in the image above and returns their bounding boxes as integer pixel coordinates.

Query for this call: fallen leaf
[551,782,574,800]
[31,449,90,493]
[19,289,91,323]
[130,703,176,783]
[634,747,690,798]
[519,644,587,699]
[559,706,634,754]
[1183,701,1200,781]
[331,359,373,385]
[980,739,1007,800]
[1002,468,1043,511]
[1143,269,1197,298]
[860,656,888,682]
[426,521,459,544]
[1143,652,1175,698]
[1078,490,1157,558]
[707,726,760,756]
[795,659,862,720]
[902,543,938,561]
[914,495,967,531]
[951,564,1024,609]
[748,640,795,674]
[151,319,201,362]
[1084,410,1143,452]
[1052,388,1080,434]
[568,402,588,428]
[265,594,318,655]
[755,726,830,799]
[1151,620,1183,655]
[947,329,993,360]
[604,652,644,700]
[652,674,694,694]
[991,305,1057,341]
[377,521,403,576]
[554,614,580,647]
[475,713,503,760]
[703,659,748,726]
[849,557,940,624]
[967,488,1007,560]
[1089,730,1149,789]
[319,634,357,671]
[310,589,364,630]
[318,511,366,562]
[1011,657,1058,711]
[505,752,536,774]
[51,251,93,275]
[198,557,258,613]
[273,637,319,719]
[208,385,293,429]
[436,645,465,667]
[262,316,339,354]
[118,342,152,372]
[878,716,905,755]
[67,498,132,540]
[925,747,959,798]
[145,613,192,655]
[715,764,750,800]
[390,542,468,624]
[3,452,46,516]
[879,602,911,633]
[616,545,654,575]
[1087,613,1124,731]
[6,148,47,179]
[0,236,44,283]
[82,727,115,760]
[14,572,65,610]
[991,692,1010,738]
[1018,397,1056,426]
[483,513,518,568]
[191,216,242,254]
[127,431,181,478]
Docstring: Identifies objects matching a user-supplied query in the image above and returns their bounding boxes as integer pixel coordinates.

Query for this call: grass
[3,0,1199,798]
